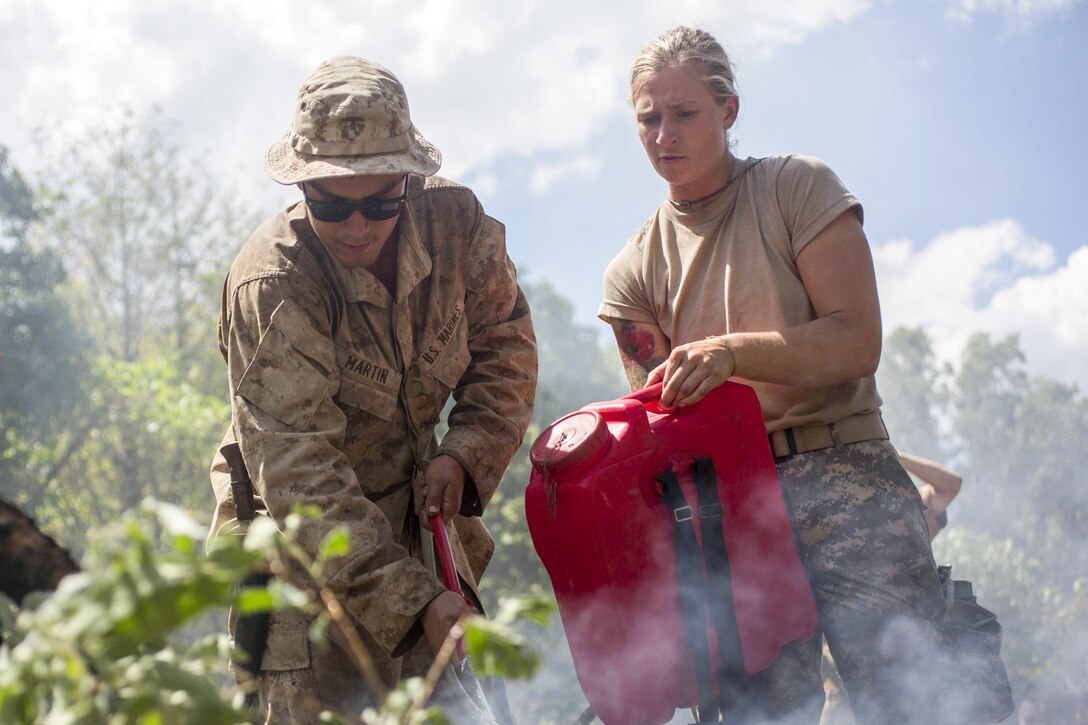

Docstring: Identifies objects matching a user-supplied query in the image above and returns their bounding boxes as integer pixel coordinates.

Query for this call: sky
[1,0,1086,391]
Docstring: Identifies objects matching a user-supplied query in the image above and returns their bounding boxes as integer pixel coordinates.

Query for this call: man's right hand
[415,455,467,531]
[421,590,473,656]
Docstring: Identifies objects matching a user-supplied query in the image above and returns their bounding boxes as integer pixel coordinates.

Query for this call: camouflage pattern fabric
[264,56,443,184]
[209,173,537,718]
[257,633,378,725]
[749,439,946,725]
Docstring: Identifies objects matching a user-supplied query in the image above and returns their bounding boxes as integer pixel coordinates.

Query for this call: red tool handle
[621,382,663,404]
[431,513,470,661]
[431,514,464,596]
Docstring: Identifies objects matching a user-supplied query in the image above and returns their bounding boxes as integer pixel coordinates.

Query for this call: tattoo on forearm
[615,321,667,390]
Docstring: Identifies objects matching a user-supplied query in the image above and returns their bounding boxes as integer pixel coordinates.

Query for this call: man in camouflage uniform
[208,56,537,723]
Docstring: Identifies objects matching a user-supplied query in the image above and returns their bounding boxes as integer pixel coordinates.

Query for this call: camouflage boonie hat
[265,56,442,184]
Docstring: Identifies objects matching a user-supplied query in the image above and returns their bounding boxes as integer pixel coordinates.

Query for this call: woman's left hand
[648,336,736,409]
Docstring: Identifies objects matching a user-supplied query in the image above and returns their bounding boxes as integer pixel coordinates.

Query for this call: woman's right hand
[649,335,736,409]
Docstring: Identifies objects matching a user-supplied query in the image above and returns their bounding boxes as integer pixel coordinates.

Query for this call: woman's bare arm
[652,210,883,408]
[609,318,671,392]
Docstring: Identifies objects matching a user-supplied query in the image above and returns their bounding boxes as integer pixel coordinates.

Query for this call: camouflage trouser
[255,618,510,724]
[256,627,394,725]
[253,607,432,725]
[748,439,945,725]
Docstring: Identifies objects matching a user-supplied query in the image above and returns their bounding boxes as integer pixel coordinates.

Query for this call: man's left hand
[414,455,466,531]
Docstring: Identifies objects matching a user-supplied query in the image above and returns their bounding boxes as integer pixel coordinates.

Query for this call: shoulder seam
[232,268,292,288]
[420,178,471,193]
[774,156,794,236]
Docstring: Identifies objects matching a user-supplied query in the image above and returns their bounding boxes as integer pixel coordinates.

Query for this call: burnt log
[0,496,79,603]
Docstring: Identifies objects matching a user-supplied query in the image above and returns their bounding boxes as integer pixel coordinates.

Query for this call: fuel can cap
[530,410,609,475]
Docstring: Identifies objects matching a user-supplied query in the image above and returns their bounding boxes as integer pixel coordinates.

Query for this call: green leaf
[184,633,233,662]
[493,596,556,626]
[143,499,207,541]
[203,544,265,580]
[243,517,281,555]
[315,525,351,569]
[410,707,451,724]
[286,504,322,537]
[462,617,541,680]
[308,613,330,646]
[236,587,275,615]
[267,579,311,610]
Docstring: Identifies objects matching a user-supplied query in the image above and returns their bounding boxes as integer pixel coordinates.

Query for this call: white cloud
[985,246,1088,387]
[9,0,183,142]
[462,171,500,205]
[398,0,506,80]
[874,220,1088,390]
[633,0,871,51]
[529,156,603,194]
[214,1,372,64]
[945,0,1084,26]
[0,0,881,203]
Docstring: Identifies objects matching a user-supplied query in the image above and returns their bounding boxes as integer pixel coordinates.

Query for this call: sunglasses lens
[307,200,354,223]
[305,193,406,223]
[362,202,403,221]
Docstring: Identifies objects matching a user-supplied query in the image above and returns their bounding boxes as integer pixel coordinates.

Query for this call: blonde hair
[630,26,738,106]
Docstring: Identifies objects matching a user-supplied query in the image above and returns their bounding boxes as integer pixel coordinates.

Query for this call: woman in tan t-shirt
[597,26,958,725]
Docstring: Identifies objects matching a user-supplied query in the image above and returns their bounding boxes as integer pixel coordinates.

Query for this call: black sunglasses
[303,190,408,223]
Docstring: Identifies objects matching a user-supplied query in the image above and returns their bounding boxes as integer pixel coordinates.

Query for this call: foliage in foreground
[0,501,255,724]
[0,501,552,725]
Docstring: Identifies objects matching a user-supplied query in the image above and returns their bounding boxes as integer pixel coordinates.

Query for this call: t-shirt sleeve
[776,155,863,259]
[598,230,658,325]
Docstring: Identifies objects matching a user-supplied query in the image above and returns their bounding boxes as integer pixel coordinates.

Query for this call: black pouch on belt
[221,442,272,708]
[933,565,1014,723]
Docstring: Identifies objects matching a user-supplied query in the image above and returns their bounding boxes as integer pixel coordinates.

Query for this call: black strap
[221,442,256,523]
[658,469,719,722]
[691,458,760,720]
[234,571,272,708]
[784,428,799,456]
[221,441,270,710]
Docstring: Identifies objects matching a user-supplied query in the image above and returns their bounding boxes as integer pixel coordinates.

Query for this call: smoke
[507,390,1069,724]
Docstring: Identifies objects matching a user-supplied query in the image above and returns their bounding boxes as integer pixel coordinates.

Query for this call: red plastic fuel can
[525,382,818,725]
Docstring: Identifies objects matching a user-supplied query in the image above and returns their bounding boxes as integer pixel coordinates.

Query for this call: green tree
[0,244,92,510]
[481,279,626,606]
[1010,377,1088,541]
[902,330,1088,714]
[27,355,229,547]
[15,112,262,536]
[876,326,946,460]
[0,146,39,239]
[951,332,1030,538]
[520,279,626,426]
[0,147,91,514]
[32,109,255,380]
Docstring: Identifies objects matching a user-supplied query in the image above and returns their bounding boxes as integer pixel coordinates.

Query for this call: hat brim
[264,125,442,184]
